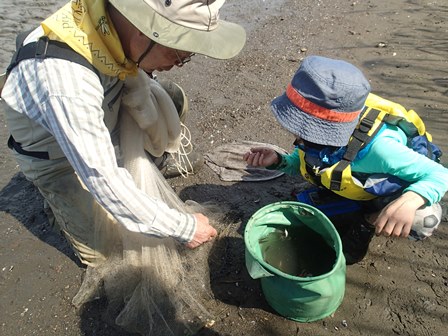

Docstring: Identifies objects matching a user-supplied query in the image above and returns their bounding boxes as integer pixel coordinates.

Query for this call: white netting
[72,72,219,335]
[168,122,195,178]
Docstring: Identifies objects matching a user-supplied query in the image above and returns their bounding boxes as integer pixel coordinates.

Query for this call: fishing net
[72,71,219,335]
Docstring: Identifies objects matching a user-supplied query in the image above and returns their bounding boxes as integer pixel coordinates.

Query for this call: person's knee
[410,203,443,240]
[63,231,108,267]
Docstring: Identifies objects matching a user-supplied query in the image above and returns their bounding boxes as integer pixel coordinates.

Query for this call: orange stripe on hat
[286,84,360,122]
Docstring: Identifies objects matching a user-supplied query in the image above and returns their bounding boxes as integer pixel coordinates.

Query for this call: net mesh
[72,75,221,335]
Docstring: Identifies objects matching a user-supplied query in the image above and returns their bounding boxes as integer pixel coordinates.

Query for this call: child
[244,55,448,265]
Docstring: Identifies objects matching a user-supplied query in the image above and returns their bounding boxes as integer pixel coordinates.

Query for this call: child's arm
[356,132,448,205]
[355,128,448,238]
[243,147,301,176]
[368,138,448,205]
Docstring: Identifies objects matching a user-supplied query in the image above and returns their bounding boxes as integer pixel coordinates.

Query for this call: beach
[0,0,447,335]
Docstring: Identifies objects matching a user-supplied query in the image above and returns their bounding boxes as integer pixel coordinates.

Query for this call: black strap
[329,108,382,191]
[6,31,101,160]
[8,135,50,160]
[7,35,98,76]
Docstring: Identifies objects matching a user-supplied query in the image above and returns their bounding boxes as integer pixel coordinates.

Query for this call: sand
[0,0,447,335]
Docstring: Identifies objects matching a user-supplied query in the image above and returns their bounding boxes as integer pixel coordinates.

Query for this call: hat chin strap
[136,40,156,67]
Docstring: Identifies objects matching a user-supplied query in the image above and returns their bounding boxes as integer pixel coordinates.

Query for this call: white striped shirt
[2,56,196,243]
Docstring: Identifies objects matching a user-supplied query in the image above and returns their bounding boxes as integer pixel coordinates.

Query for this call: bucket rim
[244,201,345,280]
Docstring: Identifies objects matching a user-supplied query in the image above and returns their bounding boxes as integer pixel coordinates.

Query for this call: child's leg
[409,203,442,240]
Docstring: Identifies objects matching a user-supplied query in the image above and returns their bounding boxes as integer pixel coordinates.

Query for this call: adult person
[0,0,246,266]
[244,55,447,265]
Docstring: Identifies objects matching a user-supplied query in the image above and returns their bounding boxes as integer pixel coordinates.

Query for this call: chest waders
[1,30,127,266]
[299,93,442,201]
[4,30,114,160]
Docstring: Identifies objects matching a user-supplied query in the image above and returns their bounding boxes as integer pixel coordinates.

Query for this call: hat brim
[110,0,246,60]
[270,94,359,147]
[0,72,6,93]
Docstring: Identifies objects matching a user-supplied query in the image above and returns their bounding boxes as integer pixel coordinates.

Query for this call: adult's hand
[243,147,279,167]
[185,213,217,249]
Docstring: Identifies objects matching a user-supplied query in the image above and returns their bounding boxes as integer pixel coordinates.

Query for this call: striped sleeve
[2,58,196,243]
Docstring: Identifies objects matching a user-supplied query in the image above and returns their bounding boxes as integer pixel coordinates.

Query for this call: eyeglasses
[174,50,195,67]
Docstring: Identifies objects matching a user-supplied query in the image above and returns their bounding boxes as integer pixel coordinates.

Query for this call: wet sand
[1,0,447,335]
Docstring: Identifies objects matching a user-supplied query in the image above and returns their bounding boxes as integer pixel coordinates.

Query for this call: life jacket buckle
[330,179,342,191]
[359,116,375,133]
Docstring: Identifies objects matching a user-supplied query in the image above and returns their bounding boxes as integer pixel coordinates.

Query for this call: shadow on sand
[0,172,81,265]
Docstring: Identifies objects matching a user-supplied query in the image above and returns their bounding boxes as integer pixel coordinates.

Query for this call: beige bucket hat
[109,0,246,60]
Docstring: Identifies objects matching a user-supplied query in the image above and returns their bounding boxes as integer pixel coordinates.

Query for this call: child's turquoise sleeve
[352,128,448,205]
[267,148,302,176]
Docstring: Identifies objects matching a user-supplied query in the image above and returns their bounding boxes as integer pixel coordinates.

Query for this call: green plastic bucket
[244,201,346,322]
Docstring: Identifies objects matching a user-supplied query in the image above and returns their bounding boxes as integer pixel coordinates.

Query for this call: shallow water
[259,225,336,277]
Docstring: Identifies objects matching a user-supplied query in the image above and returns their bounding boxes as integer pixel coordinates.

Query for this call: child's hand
[374,191,426,237]
[243,147,279,167]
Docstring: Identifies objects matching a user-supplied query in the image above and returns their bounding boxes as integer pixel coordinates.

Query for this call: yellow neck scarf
[41,0,137,80]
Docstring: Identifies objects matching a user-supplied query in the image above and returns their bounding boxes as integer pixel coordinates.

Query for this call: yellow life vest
[299,93,438,201]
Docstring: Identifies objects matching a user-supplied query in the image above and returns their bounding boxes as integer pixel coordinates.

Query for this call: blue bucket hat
[271,56,371,147]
